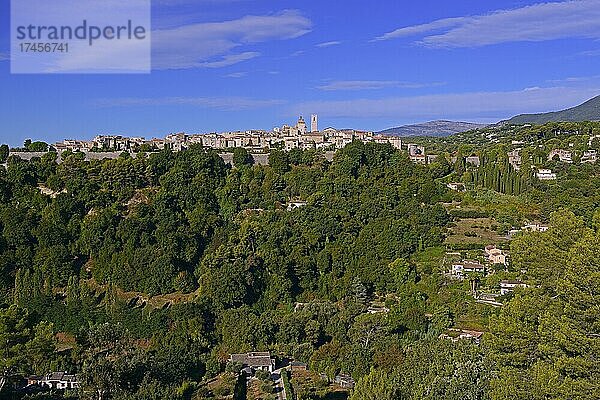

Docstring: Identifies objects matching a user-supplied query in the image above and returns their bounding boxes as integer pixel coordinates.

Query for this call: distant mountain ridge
[504,95,600,125]
[378,120,486,137]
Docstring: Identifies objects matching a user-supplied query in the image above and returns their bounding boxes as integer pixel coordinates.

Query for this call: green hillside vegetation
[504,95,600,125]
[0,130,598,400]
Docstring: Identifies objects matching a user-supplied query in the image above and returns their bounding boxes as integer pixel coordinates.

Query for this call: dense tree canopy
[0,133,598,399]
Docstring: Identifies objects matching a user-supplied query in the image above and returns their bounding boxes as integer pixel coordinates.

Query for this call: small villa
[367,306,390,314]
[484,245,507,265]
[451,261,485,278]
[229,352,275,374]
[466,155,481,167]
[447,182,465,192]
[536,169,557,180]
[287,201,308,211]
[28,372,79,390]
[547,149,573,163]
[522,223,549,232]
[500,280,528,295]
[440,329,484,344]
[582,150,597,163]
[334,374,356,389]
[508,149,522,170]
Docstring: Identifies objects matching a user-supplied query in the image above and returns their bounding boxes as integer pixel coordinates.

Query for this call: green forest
[0,126,599,400]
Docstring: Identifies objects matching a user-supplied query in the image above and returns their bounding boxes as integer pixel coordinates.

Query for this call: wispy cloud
[224,71,248,78]
[20,6,306,72]
[93,96,285,111]
[316,41,342,48]
[290,50,305,57]
[375,0,600,47]
[293,86,600,120]
[198,52,259,68]
[546,74,600,84]
[375,17,465,42]
[579,49,600,56]
[316,80,443,91]
[153,10,311,69]
[0,53,9,62]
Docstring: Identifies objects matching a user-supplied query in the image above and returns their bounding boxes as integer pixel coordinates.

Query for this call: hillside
[378,120,486,137]
[504,95,600,125]
[2,134,600,399]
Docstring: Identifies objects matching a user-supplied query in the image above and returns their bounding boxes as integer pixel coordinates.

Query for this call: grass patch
[247,378,276,400]
[411,246,446,275]
[291,371,349,400]
[445,218,507,245]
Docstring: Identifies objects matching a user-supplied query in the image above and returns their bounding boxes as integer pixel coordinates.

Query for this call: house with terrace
[229,352,275,374]
[451,261,485,278]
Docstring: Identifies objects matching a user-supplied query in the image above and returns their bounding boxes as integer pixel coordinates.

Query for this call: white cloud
[0,53,9,61]
[375,17,466,42]
[93,96,285,111]
[293,86,600,120]
[152,10,311,69]
[546,74,600,84]
[316,41,341,48]
[197,52,259,68]
[11,5,310,72]
[290,50,305,57]
[316,80,443,91]
[12,0,151,73]
[375,0,600,47]
[224,71,248,78]
[44,36,150,73]
[579,49,600,56]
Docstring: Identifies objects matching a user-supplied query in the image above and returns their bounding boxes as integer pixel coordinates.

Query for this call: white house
[508,149,522,170]
[334,374,356,389]
[536,169,557,180]
[522,223,549,232]
[410,154,427,164]
[466,156,481,167]
[500,280,528,295]
[582,150,597,164]
[287,201,308,211]
[447,182,465,192]
[439,329,484,344]
[29,372,79,390]
[451,261,485,278]
[407,144,425,156]
[548,149,573,163]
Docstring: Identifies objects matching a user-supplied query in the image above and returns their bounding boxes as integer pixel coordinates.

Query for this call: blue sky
[1,0,600,146]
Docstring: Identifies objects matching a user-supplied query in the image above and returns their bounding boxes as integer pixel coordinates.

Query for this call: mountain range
[377,120,487,137]
[377,94,600,137]
[503,95,600,125]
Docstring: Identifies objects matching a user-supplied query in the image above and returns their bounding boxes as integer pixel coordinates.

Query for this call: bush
[282,369,294,399]
[255,369,271,381]
[259,381,273,394]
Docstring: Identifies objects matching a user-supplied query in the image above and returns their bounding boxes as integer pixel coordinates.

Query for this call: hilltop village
[47,115,402,154]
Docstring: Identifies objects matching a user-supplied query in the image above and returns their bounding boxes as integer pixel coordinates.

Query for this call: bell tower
[310,114,318,133]
[296,116,307,135]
